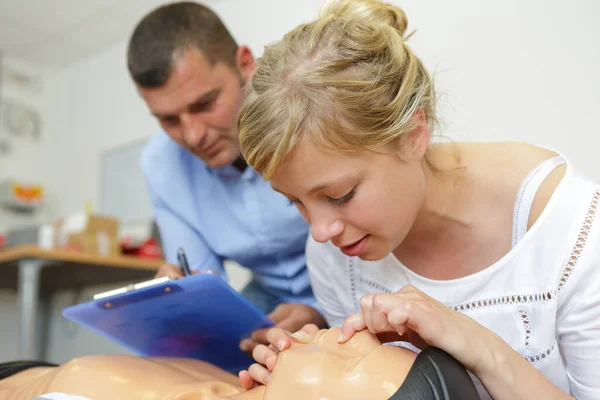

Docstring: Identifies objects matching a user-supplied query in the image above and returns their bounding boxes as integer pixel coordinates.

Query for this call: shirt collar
[210,163,259,181]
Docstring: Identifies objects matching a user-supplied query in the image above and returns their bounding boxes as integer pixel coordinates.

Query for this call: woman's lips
[339,235,369,257]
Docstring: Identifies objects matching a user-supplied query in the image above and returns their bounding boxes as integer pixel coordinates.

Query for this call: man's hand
[238,303,327,353]
[154,264,219,279]
[155,263,184,279]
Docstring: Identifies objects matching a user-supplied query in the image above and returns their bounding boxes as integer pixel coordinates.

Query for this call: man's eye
[161,117,179,126]
[191,100,215,113]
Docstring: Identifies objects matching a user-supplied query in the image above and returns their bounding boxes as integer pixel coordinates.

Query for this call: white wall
[221,0,600,175]
[51,41,157,217]
[1,0,599,362]
[49,0,600,216]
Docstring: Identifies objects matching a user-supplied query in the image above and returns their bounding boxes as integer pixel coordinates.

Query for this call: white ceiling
[0,0,186,67]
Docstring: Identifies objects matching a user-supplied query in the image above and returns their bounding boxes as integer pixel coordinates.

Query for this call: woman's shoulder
[456,142,563,180]
[455,142,586,227]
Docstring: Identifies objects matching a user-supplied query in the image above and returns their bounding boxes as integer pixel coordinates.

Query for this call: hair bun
[321,0,409,37]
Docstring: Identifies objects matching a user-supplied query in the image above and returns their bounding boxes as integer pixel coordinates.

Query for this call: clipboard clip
[93,276,175,300]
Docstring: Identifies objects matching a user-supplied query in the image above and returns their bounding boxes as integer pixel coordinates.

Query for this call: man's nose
[181,115,207,148]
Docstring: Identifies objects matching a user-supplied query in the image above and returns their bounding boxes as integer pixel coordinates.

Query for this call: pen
[177,247,192,276]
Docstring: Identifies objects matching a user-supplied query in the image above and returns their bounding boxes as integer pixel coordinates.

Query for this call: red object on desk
[0,234,5,249]
[121,238,162,260]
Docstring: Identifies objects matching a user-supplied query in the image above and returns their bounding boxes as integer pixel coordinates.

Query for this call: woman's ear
[403,109,430,161]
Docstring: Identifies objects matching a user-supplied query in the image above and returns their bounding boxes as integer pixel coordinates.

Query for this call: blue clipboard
[62,273,273,371]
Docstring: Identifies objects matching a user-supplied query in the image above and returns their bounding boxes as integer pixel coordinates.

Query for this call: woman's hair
[239,0,436,179]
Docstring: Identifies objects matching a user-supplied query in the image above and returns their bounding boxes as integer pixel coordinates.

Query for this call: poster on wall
[0,56,43,156]
[1,100,42,139]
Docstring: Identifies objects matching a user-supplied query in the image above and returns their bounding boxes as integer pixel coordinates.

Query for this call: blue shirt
[140,131,314,304]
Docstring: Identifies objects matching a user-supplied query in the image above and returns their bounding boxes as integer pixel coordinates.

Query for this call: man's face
[138,48,253,167]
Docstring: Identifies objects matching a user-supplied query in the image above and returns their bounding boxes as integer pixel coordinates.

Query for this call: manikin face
[271,137,428,261]
[138,47,255,168]
[264,327,417,400]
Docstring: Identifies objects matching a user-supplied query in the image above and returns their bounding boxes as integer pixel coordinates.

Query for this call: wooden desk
[0,245,163,360]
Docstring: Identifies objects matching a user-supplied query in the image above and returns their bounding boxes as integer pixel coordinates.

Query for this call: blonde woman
[237,0,600,399]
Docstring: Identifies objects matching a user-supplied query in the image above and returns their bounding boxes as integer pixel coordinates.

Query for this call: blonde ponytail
[321,0,409,37]
[240,0,436,179]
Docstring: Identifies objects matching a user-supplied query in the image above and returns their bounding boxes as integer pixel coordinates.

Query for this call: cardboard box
[56,213,121,256]
[67,231,120,256]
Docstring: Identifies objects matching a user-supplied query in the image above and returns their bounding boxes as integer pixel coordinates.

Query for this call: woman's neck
[413,143,469,239]
[393,143,477,277]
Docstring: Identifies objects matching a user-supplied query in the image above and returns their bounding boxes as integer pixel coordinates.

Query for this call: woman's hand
[239,303,327,354]
[340,286,574,400]
[238,324,320,390]
[339,285,496,375]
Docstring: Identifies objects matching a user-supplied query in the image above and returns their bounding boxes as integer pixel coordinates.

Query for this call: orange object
[12,184,44,202]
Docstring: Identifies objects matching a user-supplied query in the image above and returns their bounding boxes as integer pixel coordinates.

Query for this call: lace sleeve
[556,188,600,398]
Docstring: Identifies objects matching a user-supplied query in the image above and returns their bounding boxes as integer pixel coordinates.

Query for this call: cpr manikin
[0,328,477,400]
[264,326,416,399]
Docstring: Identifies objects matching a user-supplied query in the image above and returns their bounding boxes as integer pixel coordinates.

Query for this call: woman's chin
[357,249,387,262]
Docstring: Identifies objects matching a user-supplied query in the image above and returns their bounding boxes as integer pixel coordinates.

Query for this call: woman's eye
[286,199,302,207]
[328,188,356,205]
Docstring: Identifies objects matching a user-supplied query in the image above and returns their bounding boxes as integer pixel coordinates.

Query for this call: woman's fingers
[340,287,452,345]
[243,324,322,389]
[339,312,366,343]
[248,363,271,386]
[290,323,320,344]
[342,286,494,377]
[265,327,292,352]
[340,289,437,339]
[252,344,278,369]
[387,298,424,337]
[238,370,255,390]
[373,293,409,331]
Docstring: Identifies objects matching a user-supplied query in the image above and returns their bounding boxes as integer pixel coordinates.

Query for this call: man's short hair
[127,1,239,88]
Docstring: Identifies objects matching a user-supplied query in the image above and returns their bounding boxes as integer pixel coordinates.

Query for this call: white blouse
[306,157,600,399]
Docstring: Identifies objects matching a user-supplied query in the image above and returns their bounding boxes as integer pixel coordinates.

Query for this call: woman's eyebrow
[306,174,360,194]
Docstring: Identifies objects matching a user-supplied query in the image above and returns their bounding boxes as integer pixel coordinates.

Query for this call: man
[126,2,326,351]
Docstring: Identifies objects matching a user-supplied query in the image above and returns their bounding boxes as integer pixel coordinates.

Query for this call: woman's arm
[339,286,573,400]
[477,332,572,400]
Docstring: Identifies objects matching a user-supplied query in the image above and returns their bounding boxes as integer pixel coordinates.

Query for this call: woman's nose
[311,218,344,243]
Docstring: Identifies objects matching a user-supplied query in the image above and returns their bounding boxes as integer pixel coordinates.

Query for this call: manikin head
[262,327,416,400]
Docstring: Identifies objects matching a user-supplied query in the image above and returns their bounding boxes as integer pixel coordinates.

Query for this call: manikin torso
[0,328,415,400]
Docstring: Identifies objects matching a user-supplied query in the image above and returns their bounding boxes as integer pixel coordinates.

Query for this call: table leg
[18,258,43,359]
